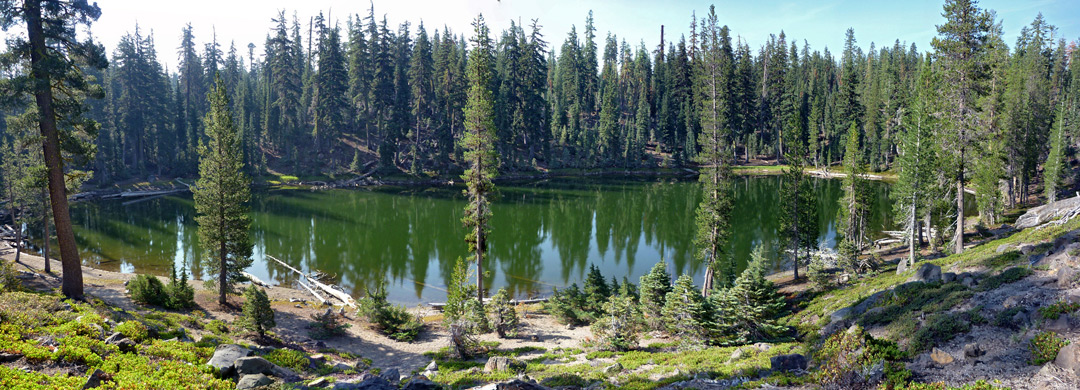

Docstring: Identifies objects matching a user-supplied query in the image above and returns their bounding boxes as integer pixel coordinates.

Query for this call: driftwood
[267,255,357,308]
[297,280,328,305]
[242,271,272,288]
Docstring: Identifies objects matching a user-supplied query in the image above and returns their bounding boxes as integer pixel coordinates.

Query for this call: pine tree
[693,7,735,294]
[893,56,939,268]
[837,121,869,273]
[240,284,276,338]
[461,15,499,304]
[194,75,253,306]
[582,264,610,318]
[409,22,435,173]
[591,289,642,351]
[1044,98,1068,203]
[1,0,107,299]
[932,0,994,254]
[726,244,788,343]
[661,274,712,349]
[311,16,350,161]
[639,260,672,331]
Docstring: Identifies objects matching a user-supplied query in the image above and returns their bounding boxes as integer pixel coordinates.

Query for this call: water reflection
[63,177,911,304]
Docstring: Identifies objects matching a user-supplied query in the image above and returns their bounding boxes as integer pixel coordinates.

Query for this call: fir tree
[892,56,940,268]
[240,284,275,338]
[591,289,642,351]
[461,15,500,303]
[661,274,712,349]
[837,121,869,273]
[582,264,610,318]
[639,260,672,331]
[488,287,519,338]
[194,75,253,306]
[726,244,788,342]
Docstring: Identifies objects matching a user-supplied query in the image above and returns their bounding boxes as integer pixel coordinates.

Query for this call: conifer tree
[661,274,712,349]
[194,75,253,306]
[837,121,869,272]
[311,16,350,160]
[0,0,107,299]
[240,284,275,338]
[488,287,519,338]
[639,260,672,331]
[726,244,788,343]
[932,0,994,253]
[582,264,610,318]
[893,56,939,268]
[591,289,642,351]
[1044,98,1068,203]
[461,15,499,303]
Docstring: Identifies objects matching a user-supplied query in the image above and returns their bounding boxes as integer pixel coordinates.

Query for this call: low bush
[546,284,589,326]
[908,313,969,353]
[358,281,424,342]
[591,292,642,351]
[977,267,1031,291]
[265,348,310,372]
[1038,301,1080,320]
[128,274,168,307]
[309,310,350,340]
[164,264,196,309]
[1030,331,1069,365]
[116,320,150,342]
[488,288,519,338]
[0,259,20,292]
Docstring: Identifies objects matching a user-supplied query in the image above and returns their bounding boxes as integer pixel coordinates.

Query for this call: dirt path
[0,242,593,374]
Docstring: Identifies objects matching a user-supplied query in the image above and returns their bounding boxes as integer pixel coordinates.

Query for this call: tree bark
[43,186,50,273]
[27,0,83,299]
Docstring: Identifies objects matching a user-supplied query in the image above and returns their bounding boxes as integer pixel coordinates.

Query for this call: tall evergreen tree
[461,15,499,303]
[194,75,253,306]
[0,0,107,299]
[311,16,350,161]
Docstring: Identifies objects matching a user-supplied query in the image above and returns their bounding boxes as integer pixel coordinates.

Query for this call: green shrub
[206,319,229,335]
[807,253,833,291]
[546,284,588,326]
[0,365,83,389]
[1038,301,1080,320]
[977,267,1031,291]
[815,325,908,387]
[116,320,150,342]
[265,348,310,372]
[639,260,672,332]
[909,313,969,353]
[357,281,423,342]
[128,274,168,307]
[0,259,20,292]
[1030,331,1069,365]
[488,288,519,338]
[308,310,349,340]
[718,244,789,343]
[239,285,275,338]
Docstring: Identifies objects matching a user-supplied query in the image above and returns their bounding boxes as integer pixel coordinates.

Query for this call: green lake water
[60,176,915,304]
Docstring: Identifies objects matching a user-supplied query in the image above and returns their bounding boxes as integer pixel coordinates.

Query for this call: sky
[7,0,1080,70]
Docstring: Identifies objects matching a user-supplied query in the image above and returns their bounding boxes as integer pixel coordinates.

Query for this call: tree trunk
[27,0,83,299]
[43,186,50,273]
[954,159,965,254]
[476,222,484,305]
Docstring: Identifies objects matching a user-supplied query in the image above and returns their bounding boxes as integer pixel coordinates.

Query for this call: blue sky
[63,0,1080,69]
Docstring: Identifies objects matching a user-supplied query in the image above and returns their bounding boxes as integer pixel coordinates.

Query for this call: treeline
[73,2,1076,188]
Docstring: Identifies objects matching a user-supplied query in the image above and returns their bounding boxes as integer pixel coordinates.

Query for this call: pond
[58,176,923,304]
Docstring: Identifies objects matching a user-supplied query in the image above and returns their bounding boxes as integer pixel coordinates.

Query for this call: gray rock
[963,343,985,358]
[752,342,772,352]
[235,356,275,376]
[334,377,396,390]
[728,348,744,361]
[930,348,954,366]
[1045,315,1072,332]
[331,362,353,372]
[996,244,1012,253]
[769,354,807,372]
[1055,342,1080,376]
[207,344,252,377]
[942,272,957,283]
[1058,267,1077,288]
[1003,296,1023,308]
[962,276,977,288]
[88,323,105,339]
[424,360,438,372]
[308,377,331,388]
[380,368,400,385]
[269,364,298,380]
[82,369,105,389]
[482,379,551,390]
[909,263,942,283]
[1012,310,1030,327]
[104,332,123,345]
[236,374,273,390]
[830,307,853,323]
[0,352,23,363]
[602,363,622,375]
[115,338,137,353]
[1019,244,1036,255]
[484,356,525,373]
[402,377,441,390]
[1015,196,1080,229]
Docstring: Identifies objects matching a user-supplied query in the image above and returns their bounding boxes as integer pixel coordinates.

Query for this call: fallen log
[267,255,357,309]
[242,271,272,288]
[297,280,328,305]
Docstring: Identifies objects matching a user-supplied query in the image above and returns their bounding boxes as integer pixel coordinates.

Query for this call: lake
[60,176,910,304]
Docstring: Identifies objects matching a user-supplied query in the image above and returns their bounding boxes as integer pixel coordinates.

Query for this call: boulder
[236,374,273,390]
[333,377,396,390]
[1003,296,1023,308]
[602,363,622,375]
[235,357,275,376]
[996,244,1012,253]
[1019,244,1036,255]
[1045,315,1073,332]
[309,354,327,365]
[104,332,123,345]
[909,263,942,284]
[308,377,331,388]
[930,348,954,366]
[402,377,441,390]
[470,379,551,390]
[942,272,957,283]
[484,356,524,373]
[1055,342,1080,376]
[207,344,252,377]
[961,276,977,289]
[82,369,105,390]
[769,354,807,372]
[380,368,400,385]
[829,307,853,323]
[115,338,137,353]
[1015,195,1080,229]
[269,365,298,380]
[1012,310,1030,327]
[424,360,438,372]
[728,348,744,361]
[0,352,23,363]
[963,343,985,358]
[1058,267,1077,288]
